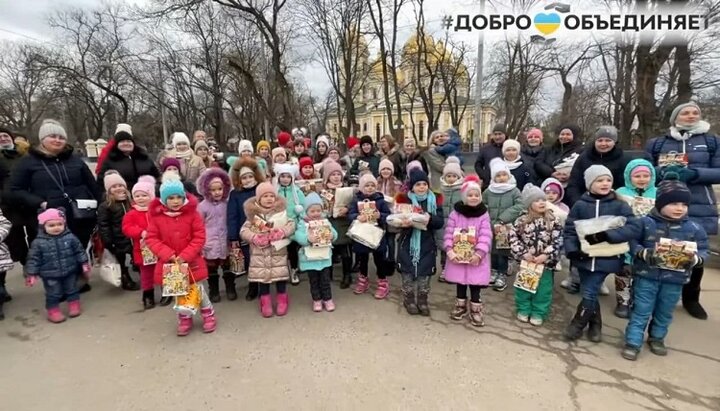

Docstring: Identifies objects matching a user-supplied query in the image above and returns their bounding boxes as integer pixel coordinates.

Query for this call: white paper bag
[574,216,629,257]
[99,252,122,287]
[332,187,356,218]
[348,221,384,249]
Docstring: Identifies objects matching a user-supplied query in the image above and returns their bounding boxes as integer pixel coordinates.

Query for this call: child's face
[413,181,429,195]
[294,144,305,155]
[328,171,343,186]
[590,176,613,195]
[133,192,150,207]
[350,146,359,158]
[631,171,651,189]
[44,220,65,235]
[329,150,340,161]
[166,195,184,210]
[302,165,314,176]
[434,133,449,145]
[110,184,127,201]
[165,166,180,174]
[465,190,481,206]
[240,173,256,187]
[544,190,559,203]
[209,181,224,201]
[306,204,323,220]
[380,168,392,179]
[530,199,547,213]
[278,173,293,186]
[503,148,518,161]
[444,173,459,184]
[274,153,286,163]
[259,193,276,208]
[494,171,510,184]
[195,147,208,158]
[240,150,253,158]
[361,143,373,154]
[259,147,269,157]
[317,143,327,155]
[661,202,688,220]
[362,181,377,195]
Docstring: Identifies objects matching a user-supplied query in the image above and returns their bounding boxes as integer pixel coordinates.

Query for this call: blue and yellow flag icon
[534,12,561,35]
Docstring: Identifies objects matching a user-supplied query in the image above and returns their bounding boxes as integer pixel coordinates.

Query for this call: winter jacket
[507,160,536,191]
[277,183,306,223]
[509,213,563,267]
[540,178,569,213]
[534,139,584,181]
[97,200,132,254]
[521,144,544,175]
[645,132,720,235]
[0,148,23,200]
[421,149,447,191]
[240,197,296,284]
[349,152,380,177]
[378,176,402,199]
[0,211,14,272]
[145,195,208,285]
[348,191,392,255]
[443,203,493,285]
[159,151,207,183]
[632,210,709,285]
[227,185,257,242]
[0,148,30,262]
[293,218,338,271]
[615,158,658,200]
[395,192,445,277]
[26,228,87,278]
[441,179,463,223]
[566,145,643,205]
[399,150,429,178]
[197,167,232,260]
[563,192,641,274]
[121,206,151,265]
[474,140,504,189]
[9,146,100,223]
[96,145,160,193]
[435,134,461,159]
[483,188,524,225]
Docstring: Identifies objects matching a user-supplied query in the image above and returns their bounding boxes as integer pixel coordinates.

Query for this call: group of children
[20,138,709,361]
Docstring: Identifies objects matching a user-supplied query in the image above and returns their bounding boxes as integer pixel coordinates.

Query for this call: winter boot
[276,293,289,316]
[177,314,193,336]
[469,302,485,327]
[208,275,221,303]
[621,345,640,361]
[489,270,498,285]
[493,273,508,292]
[354,275,370,294]
[121,271,140,291]
[647,339,667,356]
[68,300,82,318]
[682,267,707,320]
[47,307,66,323]
[374,278,390,299]
[450,298,468,320]
[614,303,629,319]
[223,274,237,301]
[0,271,10,302]
[259,294,273,318]
[587,302,602,342]
[323,300,336,312]
[290,268,300,285]
[245,282,258,301]
[201,307,217,333]
[340,257,353,289]
[417,292,430,316]
[312,301,323,312]
[142,290,156,310]
[563,302,593,341]
[403,290,419,315]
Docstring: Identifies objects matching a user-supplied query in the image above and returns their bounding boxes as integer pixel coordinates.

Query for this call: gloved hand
[692,255,704,268]
[25,276,37,287]
[635,248,656,265]
[269,228,285,242]
[567,251,590,262]
[678,167,698,183]
[585,231,609,245]
[253,233,270,247]
[660,165,683,180]
[82,263,92,275]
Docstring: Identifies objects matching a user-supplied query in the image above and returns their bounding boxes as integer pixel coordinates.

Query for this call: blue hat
[409,168,429,189]
[160,179,186,204]
[304,192,323,211]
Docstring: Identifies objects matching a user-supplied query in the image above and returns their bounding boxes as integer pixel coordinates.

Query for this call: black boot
[563,302,593,341]
[351,258,360,273]
[245,281,258,301]
[208,275,221,303]
[340,256,352,289]
[223,274,237,301]
[142,290,156,310]
[159,296,173,306]
[587,302,602,342]
[682,266,707,320]
[121,271,140,291]
[0,271,10,302]
[417,292,430,317]
[404,291,419,315]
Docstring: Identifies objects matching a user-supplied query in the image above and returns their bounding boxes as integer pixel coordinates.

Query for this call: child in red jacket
[122,176,161,310]
[145,175,217,336]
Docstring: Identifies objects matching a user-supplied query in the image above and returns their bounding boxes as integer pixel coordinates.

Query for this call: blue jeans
[491,254,508,273]
[578,269,609,307]
[624,277,683,348]
[42,274,79,309]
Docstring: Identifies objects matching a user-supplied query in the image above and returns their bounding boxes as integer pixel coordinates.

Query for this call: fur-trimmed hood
[395,191,444,207]
[243,195,287,221]
[231,156,266,189]
[196,167,231,200]
[149,193,199,216]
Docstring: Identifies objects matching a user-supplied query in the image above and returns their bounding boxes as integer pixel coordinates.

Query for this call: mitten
[25,276,37,287]
[585,231,609,245]
[635,248,655,265]
[567,250,590,262]
[678,167,699,183]
[270,228,285,242]
[253,234,270,247]
[660,165,683,180]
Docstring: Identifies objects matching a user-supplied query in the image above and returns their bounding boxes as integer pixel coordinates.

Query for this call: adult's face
[492,132,506,144]
[676,106,701,127]
[526,133,542,147]
[117,140,134,154]
[0,132,13,149]
[558,129,574,144]
[403,139,416,155]
[379,137,389,153]
[193,130,206,142]
[361,142,373,155]
[594,137,615,154]
[42,135,67,154]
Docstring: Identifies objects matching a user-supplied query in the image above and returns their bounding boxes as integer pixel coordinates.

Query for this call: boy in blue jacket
[563,165,641,342]
[293,192,338,312]
[621,177,708,360]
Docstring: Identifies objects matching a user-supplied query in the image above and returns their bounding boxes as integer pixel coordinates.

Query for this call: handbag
[99,251,122,287]
[41,162,97,219]
[348,221,384,250]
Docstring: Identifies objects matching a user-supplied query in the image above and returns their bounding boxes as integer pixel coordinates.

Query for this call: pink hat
[38,208,65,225]
[544,182,562,194]
[631,165,651,176]
[406,160,422,174]
[526,128,543,140]
[103,171,127,192]
[460,175,482,203]
[322,159,343,185]
[272,147,286,160]
[255,182,276,199]
[132,175,156,199]
[379,158,394,173]
[359,173,377,190]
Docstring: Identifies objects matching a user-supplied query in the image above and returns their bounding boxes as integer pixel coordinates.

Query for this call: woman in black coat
[535,124,585,181]
[96,131,160,193]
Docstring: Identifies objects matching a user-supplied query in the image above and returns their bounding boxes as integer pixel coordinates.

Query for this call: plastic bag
[513,261,545,294]
[332,187,355,218]
[100,252,122,287]
[174,283,203,316]
[348,221,384,249]
[574,216,629,257]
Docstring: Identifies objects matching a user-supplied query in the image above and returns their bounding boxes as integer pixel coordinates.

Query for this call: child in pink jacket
[443,175,493,327]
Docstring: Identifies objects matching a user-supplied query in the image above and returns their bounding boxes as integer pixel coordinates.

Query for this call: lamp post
[472,0,486,152]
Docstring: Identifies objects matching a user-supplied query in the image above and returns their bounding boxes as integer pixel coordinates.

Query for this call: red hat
[346,136,359,149]
[277,131,292,147]
[299,156,314,170]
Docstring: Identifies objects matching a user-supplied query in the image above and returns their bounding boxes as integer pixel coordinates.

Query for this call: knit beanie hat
[255,182,276,200]
[521,184,546,209]
[115,123,132,136]
[304,192,323,212]
[38,208,66,225]
[489,158,510,181]
[502,139,521,154]
[114,131,133,143]
[277,131,292,147]
[360,135,373,147]
[442,156,464,178]
[408,168,429,189]
[238,139,253,154]
[322,160,343,185]
[379,158,394,174]
[299,156,314,171]
[316,135,330,148]
[584,165,613,190]
[460,175,482,203]
[492,124,507,135]
[38,119,67,141]
[526,128,543,141]
[161,157,182,172]
[594,125,618,142]
[670,101,701,125]
[171,132,190,147]
[656,173,691,211]
[272,147,287,160]
[346,136,359,149]
[542,179,562,195]
[359,173,377,190]
[406,160,423,175]
[193,139,209,151]
[631,165,651,176]
[132,175,156,199]
[159,176,186,204]
[256,140,271,152]
[275,162,298,179]
[103,170,127,192]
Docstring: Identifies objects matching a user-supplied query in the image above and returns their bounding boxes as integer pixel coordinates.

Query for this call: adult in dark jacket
[645,101,720,320]
[534,124,584,185]
[378,134,404,180]
[349,135,380,177]
[474,124,507,189]
[96,130,160,193]
[521,127,545,173]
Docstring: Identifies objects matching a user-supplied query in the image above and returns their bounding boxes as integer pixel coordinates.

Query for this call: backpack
[651,134,717,163]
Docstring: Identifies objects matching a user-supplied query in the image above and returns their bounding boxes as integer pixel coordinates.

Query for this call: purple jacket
[199,200,228,259]
[443,205,493,286]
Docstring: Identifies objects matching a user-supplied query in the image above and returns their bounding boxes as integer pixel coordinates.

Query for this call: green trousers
[515,269,554,319]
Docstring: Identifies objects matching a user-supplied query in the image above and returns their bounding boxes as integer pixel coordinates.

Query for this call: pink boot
[354,275,370,294]
[374,279,390,299]
[47,307,66,323]
[323,299,336,312]
[276,293,289,316]
[201,308,217,333]
[177,314,193,336]
[259,294,273,318]
[312,301,323,312]
[68,300,81,318]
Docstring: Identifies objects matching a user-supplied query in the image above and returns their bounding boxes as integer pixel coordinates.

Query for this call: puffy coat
[566,145,644,205]
[645,132,720,235]
[227,185,257,242]
[0,147,30,263]
[563,192,641,274]
[632,210,709,285]
[508,160,536,191]
[521,144,544,174]
[97,200,132,254]
[421,149,447,191]
[349,152,380,177]
[443,202,493,285]
[534,138,584,180]
[474,140,504,189]
[0,211,14,271]
[240,197,296,283]
[347,191,392,255]
[435,133,461,160]
[509,212,563,267]
[395,192,445,277]
[441,179,463,223]
[159,150,207,183]
[145,195,208,285]
[197,167,232,260]
[121,206,151,265]
[292,217,338,271]
[482,188,524,224]
[26,228,88,278]
[96,145,160,193]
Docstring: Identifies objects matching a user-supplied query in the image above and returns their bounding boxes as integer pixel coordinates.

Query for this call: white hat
[316,135,330,148]
[115,123,132,136]
[237,139,253,154]
[38,119,67,141]
[171,132,190,147]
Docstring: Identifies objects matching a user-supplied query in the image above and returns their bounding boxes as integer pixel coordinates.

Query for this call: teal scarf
[408,192,436,265]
